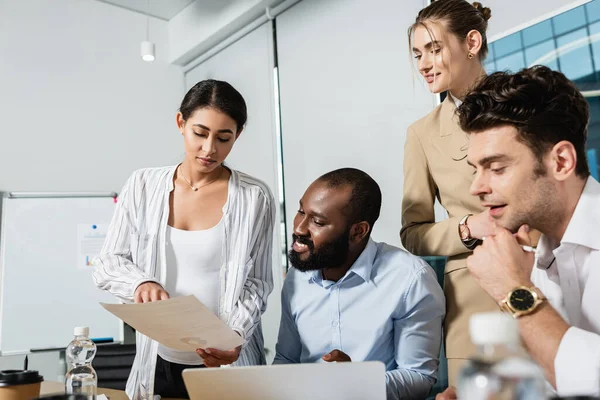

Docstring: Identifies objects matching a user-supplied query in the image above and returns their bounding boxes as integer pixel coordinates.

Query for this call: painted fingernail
[205,349,211,354]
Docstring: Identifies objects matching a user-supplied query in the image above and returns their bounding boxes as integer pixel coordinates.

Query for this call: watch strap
[459,214,480,250]
[500,286,546,318]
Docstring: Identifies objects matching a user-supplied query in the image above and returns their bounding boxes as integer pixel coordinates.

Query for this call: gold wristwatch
[500,286,546,318]
[458,214,480,250]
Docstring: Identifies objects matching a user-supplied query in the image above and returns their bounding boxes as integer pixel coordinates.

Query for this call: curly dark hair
[456,65,590,178]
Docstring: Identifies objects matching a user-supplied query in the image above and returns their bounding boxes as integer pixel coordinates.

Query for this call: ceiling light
[141,41,155,62]
[141,0,154,62]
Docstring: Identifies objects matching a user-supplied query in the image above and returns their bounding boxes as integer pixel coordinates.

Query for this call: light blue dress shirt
[274,239,446,400]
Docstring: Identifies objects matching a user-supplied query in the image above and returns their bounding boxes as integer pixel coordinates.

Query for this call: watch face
[509,289,535,311]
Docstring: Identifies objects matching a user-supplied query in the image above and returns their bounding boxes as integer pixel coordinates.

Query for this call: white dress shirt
[92,166,275,399]
[531,176,600,396]
[449,93,462,108]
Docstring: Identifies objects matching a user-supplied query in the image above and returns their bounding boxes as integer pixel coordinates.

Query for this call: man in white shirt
[437,65,599,398]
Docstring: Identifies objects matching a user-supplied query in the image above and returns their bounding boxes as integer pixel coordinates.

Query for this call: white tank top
[157,220,223,365]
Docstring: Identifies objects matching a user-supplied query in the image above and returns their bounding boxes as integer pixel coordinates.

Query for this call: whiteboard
[0,193,123,354]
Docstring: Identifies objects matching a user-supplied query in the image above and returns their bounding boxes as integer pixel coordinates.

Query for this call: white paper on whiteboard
[100,295,243,351]
[77,223,107,269]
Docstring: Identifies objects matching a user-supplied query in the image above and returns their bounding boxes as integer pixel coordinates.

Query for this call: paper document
[101,295,243,351]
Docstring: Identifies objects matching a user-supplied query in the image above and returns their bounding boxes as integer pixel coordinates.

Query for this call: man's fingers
[436,387,457,400]
[323,350,340,361]
[491,226,511,241]
[515,224,533,246]
[323,349,350,362]
[330,350,342,359]
[467,248,481,270]
[160,290,170,300]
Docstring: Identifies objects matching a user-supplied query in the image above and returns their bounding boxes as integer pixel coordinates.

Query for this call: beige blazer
[401,95,482,269]
[400,95,497,377]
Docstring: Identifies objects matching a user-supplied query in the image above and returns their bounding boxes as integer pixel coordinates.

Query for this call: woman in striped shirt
[92,80,276,400]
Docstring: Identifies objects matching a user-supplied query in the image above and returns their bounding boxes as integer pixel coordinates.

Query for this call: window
[485,0,600,180]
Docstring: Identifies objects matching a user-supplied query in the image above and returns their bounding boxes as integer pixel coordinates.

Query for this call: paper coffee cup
[0,370,43,400]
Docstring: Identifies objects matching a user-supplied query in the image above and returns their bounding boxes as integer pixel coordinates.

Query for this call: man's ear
[350,221,370,243]
[550,140,578,181]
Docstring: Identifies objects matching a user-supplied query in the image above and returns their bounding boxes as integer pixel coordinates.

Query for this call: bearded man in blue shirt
[274,168,446,400]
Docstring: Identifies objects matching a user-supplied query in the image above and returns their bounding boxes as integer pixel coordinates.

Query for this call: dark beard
[288,230,350,273]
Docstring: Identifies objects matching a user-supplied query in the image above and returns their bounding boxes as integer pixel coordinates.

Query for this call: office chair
[91,343,136,390]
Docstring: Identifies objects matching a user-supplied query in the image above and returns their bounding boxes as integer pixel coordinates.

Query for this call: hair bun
[472,2,492,21]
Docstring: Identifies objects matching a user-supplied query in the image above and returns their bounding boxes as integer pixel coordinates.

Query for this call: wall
[0,0,184,378]
[277,0,436,248]
[0,0,184,192]
[168,0,285,65]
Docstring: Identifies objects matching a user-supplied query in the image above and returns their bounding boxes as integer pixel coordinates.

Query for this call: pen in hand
[521,245,536,253]
[481,237,536,253]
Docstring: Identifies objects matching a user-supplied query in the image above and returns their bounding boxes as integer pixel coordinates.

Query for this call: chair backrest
[91,343,136,390]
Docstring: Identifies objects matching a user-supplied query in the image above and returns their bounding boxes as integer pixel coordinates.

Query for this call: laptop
[182,361,386,400]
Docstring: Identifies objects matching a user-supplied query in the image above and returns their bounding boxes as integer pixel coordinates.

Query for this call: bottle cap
[73,327,89,337]
[469,312,519,346]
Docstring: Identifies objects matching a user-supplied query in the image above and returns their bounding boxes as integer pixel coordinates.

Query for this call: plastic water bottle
[458,312,547,400]
[65,326,97,398]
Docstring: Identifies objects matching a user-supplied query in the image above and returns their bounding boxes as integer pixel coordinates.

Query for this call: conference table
[40,381,183,400]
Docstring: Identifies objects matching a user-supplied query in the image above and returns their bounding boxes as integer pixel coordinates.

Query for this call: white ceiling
[96,0,196,20]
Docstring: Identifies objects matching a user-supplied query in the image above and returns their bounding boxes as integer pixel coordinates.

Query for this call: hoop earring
[468,53,475,60]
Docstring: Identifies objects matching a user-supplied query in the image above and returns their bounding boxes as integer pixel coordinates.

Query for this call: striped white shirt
[92,165,275,400]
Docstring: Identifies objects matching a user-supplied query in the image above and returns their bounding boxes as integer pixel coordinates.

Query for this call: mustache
[292,234,314,250]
